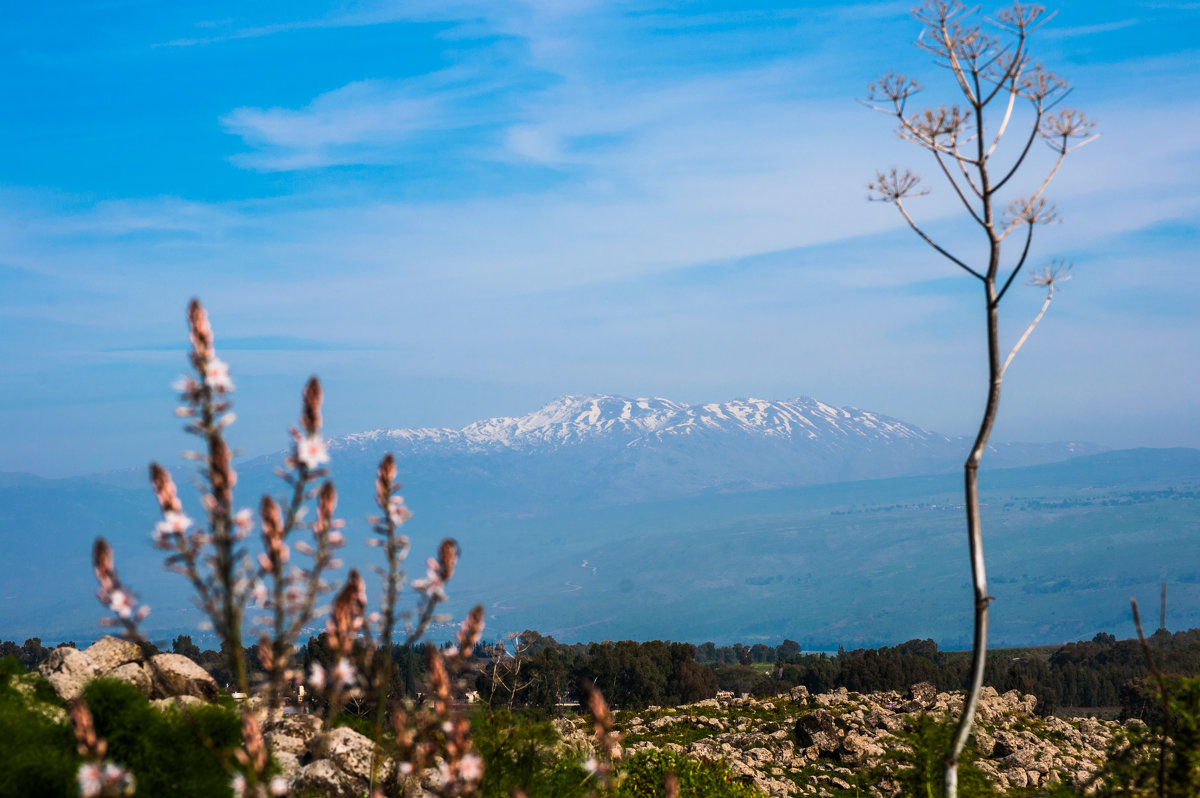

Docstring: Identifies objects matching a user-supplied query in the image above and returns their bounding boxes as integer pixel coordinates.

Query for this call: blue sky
[1,0,1198,477]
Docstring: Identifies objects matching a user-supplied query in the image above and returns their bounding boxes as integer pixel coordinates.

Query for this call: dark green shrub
[617,749,764,798]
[473,708,593,797]
[0,656,79,798]
[1091,674,1200,796]
[859,713,998,798]
[82,678,241,798]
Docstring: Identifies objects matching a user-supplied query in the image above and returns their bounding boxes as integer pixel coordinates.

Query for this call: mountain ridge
[327,392,1096,460]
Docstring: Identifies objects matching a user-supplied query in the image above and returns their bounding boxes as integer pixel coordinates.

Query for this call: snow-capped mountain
[317,395,1103,512]
[331,394,945,453]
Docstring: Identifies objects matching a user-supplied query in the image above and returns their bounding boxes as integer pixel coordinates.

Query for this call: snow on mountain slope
[311,394,1104,511]
[330,394,949,455]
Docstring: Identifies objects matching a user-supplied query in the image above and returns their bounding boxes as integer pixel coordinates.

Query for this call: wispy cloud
[1041,19,1140,39]
[2,0,1199,475]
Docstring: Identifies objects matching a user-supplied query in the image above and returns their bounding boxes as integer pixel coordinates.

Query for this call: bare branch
[933,149,985,224]
[991,105,1045,194]
[983,52,1026,156]
[1001,261,1072,376]
[998,151,1067,239]
[995,218,1035,304]
[895,198,984,280]
[868,167,980,278]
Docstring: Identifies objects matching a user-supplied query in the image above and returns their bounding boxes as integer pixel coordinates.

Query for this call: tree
[865,2,1095,794]
[171,634,203,663]
[776,639,803,662]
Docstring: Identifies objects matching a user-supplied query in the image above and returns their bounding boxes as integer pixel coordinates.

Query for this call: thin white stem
[1002,284,1054,377]
[998,151,1066,240]
[986,74,1021,159]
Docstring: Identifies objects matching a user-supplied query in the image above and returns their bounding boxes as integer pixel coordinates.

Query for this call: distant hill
[4,395,1194,651]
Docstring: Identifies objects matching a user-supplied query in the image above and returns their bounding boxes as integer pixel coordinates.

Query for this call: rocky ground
[34,639,1138,797]
[554,684,1134,797]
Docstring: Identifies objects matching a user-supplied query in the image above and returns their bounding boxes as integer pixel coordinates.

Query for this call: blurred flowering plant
[87,299,488,797]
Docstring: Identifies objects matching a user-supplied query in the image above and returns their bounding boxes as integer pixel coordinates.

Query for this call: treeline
[8,627,1200,719]
[475,628,1200,717]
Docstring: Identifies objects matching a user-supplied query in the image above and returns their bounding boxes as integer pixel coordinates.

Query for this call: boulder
[148,653,219,701]
[273,751,303,782]
[794,709,839,754]
[108,662,153,697]
[310,726,391,784]
[906,682,937,709]
[37,646,97,701]
[838,732,884,766]
[268,712,324,739]
[84,636,144,675]
[292,759,366,798]
[992,730,1022,759]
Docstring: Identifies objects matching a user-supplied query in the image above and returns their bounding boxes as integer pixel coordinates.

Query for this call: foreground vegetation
[7,643,1200,797]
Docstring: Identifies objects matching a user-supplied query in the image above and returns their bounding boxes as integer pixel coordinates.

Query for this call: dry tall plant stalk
[89,299,487,797]
[864,2,1095,794]
[1132,598,1171,796]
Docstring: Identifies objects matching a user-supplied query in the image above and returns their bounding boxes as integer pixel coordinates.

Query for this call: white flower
[107,589,134,619]
[333,657,356,687]
[269,775,289,796]
[398,762,414,775]
[251,580,268,607]
[296,434,329,469]
[388,496,412,526]
[154,511,192,544]
[77,763,102,798]
[230,772,246,796]
[234,508,253,530]
[458,753,484,783]
[411,560,446,601]
[102,762,134,793]
[584,757,600,775]
[308,662,326,690]
[172,376,199,395]
[204,357,234,392]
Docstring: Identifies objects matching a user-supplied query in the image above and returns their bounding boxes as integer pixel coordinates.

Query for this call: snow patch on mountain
[329,394,950,455]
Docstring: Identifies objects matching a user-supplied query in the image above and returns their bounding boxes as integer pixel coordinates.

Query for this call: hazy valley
[3,394,1196,650]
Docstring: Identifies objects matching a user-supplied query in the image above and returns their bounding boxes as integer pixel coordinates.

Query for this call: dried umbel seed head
[438,538,459,582]
[301,377,322,437]
[149,463,182,514]
[457,605,485,654]
[187,299,213,362]
[376,453,397,510]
